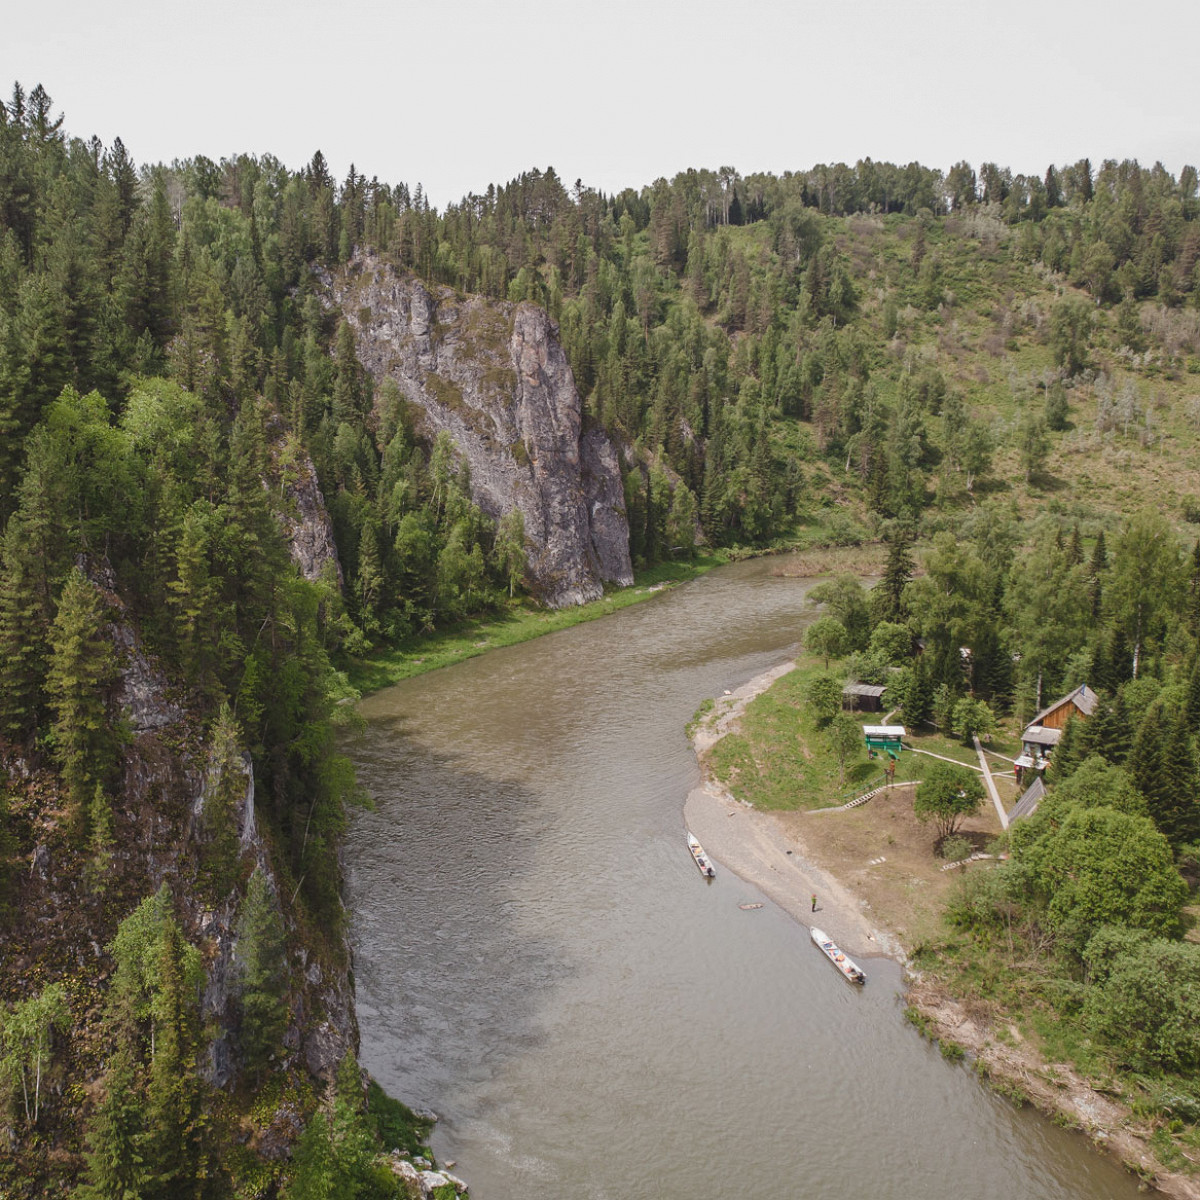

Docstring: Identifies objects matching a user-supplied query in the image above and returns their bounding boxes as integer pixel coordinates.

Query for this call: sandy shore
[684,661,904,965]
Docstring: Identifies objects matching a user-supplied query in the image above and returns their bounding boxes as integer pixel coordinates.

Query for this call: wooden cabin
[842,682,886,713]
[1015,684,1098,774]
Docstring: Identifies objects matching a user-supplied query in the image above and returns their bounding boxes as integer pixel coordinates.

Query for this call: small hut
[842,682,886,713]
[863,725,905,758]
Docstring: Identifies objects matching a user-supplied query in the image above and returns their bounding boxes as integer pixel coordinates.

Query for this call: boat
[810,927,866,984]
[686,832,716,877]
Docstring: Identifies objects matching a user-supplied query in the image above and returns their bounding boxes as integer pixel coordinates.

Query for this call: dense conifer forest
[2,79,1200,1193]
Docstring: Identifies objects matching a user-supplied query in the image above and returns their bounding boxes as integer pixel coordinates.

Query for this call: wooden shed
[842,682,886,713]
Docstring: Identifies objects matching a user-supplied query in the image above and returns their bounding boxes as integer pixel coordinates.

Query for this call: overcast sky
[5,0,1198,207]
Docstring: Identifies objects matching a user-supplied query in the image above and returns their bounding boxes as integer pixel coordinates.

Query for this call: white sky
[5,0,1198,208]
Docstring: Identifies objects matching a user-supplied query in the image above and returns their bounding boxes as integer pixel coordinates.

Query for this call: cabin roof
[1009,776,1045,823]
[1031,683,1099,727]
[1022,724,1062,747]
[843,683,886,698]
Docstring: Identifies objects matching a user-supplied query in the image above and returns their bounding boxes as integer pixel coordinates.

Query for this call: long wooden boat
[810,927,866,984]
[686,832,716,878]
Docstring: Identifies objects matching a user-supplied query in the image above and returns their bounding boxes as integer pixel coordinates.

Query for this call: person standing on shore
[811,894,817,912]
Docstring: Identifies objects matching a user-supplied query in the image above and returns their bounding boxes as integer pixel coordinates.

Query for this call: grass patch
[366,1078,433,1158]
[705,658,949,811]
[344,553,727,695]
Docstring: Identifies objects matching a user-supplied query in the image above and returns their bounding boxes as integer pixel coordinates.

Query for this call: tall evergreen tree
[45,567,121,814]
[235,868,289,1082]
[876,526,914,622]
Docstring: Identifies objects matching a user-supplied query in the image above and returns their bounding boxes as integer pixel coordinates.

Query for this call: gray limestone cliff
[328,253,633,606]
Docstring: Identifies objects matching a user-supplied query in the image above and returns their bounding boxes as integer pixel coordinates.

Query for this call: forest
[1,76,1200,1194]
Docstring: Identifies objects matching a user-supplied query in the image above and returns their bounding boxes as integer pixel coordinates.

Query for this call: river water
[346,558,1142,1199]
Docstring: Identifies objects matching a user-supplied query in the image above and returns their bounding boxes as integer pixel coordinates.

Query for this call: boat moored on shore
[686,831,716,877]
[810,927,865,984]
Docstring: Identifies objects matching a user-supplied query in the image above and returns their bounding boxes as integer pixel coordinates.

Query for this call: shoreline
[684,662,903,964]
[686,660,1200,1200]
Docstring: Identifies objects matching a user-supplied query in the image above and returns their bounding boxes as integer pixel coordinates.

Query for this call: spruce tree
[1046,713,1084,785]
[1183,655,1200,736]
[1154,711,1200,848]
[235,869,289,1082]
[45,567,121,815]
[83,784,115,896]
[1127,704,1166,810]
[1088,531,1107,619]
[1190,542,1200,637]
[0,789,15,920]
[140,918,208,1200]
[905,653,934,728]
[79,1046,148,1200]
[876,527,914,622]
[199,705,244,901]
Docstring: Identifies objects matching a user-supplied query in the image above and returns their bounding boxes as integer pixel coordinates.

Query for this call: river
[346,557,1142,1199]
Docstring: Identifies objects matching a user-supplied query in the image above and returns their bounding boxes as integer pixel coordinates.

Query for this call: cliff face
[0,562,357,1190]
[329,253,633,606]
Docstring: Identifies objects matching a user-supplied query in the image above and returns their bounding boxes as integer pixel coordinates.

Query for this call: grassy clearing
[344,554,727,695]
[702,654,1016,812]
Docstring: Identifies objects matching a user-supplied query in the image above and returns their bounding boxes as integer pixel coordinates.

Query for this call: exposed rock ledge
[328,252,633,607]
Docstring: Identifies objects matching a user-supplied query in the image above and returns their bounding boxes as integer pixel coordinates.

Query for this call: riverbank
[684,663,903,963]
[344,543,893,698]
[686,661,1200,1200]
[345,554,727,695]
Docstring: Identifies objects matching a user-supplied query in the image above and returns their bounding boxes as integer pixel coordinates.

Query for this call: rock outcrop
[329,253,633,606]
[276,447,344,588]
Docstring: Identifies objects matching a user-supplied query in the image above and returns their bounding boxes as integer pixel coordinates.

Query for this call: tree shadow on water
[342,730,571,1112]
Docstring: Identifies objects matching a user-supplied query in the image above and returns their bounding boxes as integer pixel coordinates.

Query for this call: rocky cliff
[0,561,358,1190]
[329,253,633,606]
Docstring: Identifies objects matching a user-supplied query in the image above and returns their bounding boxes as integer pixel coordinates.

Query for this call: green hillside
[2,78,1200,1195]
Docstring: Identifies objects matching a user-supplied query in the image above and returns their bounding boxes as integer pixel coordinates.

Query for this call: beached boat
[810,927,866,984]
[687,832,716,877]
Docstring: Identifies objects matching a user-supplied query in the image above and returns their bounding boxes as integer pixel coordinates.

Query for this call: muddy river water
[346,557,1142,1199]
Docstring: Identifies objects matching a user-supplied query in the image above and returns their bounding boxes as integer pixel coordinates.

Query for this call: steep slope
[330,253,634,606]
